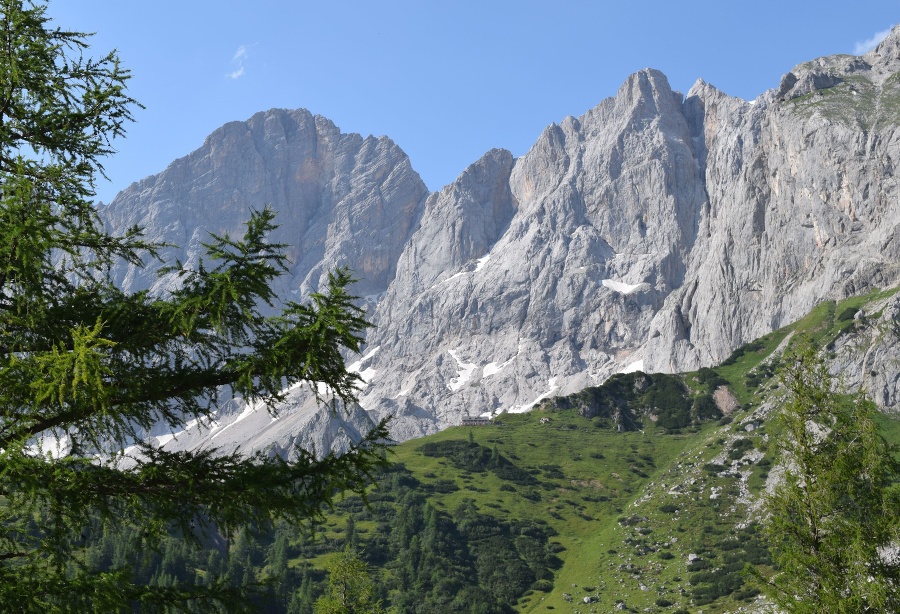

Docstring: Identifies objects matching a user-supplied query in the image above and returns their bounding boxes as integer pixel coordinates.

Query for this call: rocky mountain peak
[105,107,429,300]
[865,24,900,80]
[777,25,900,101]
[685,78,732,104]
[617,68,682,118]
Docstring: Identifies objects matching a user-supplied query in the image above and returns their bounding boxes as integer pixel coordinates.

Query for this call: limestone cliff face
[645,32,900,372]
[832,294,900,412]
[101,27,900,450]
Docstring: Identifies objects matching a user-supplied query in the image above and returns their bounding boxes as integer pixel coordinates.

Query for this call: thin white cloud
[227,44,252,80]
[854,26,894,55]
[232,45,248,62]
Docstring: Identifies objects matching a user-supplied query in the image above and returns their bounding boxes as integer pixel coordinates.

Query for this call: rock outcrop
[832,293,900,411]
[101,26,900,450]
[360,69,706,439]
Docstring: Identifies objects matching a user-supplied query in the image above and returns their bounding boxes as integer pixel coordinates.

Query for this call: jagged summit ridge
[102,41,900,449]
[104,107,430,453]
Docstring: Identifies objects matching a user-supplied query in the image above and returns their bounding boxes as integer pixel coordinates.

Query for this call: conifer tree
[0,1,388,610]
[759,344,900,612]
[314,548,384,614]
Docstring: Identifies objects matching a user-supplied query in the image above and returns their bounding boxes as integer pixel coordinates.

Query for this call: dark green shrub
[430,479,460,493]
[655,598,674,607]
[734,587,761,600]
[532,579,553,592]
[693,394,721,421]
[837,306,860,321]
[687,559,712,571]
[722,340,765,365]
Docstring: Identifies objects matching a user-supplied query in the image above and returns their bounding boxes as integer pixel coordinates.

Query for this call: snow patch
[431,270,466,289]
[280,345,376,398]
[447,349,478,392]
[602,278,643,294]
[483,355,515,377]
[483,362,503,377]
[183,418,201,432]
[151,416,218,447]
[357,367,377,385]
[619,359,644,374]
[347,346,380,372]
[212,403,262,440]
[348,345,380,390]
[155,433,176,447]
[430,254,491,289]
[315,381,337,397]
[507,378,560,413]
[395,367,423,398]
[483,342,527,378]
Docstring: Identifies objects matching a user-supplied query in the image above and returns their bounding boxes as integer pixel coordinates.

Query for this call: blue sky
[52,1,897,204]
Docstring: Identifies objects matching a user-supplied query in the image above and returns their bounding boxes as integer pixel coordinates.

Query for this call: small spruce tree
[314,548,384,614]
[757,344,900,612]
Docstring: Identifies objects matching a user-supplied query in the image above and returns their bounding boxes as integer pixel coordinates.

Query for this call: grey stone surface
[102,108,428,454]
[831,293,900,411]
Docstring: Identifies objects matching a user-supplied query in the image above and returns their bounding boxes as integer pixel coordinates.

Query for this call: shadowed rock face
[102,26,900,450]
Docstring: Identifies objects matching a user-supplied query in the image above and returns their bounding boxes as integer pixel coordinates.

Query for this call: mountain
[102,27,900,451]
